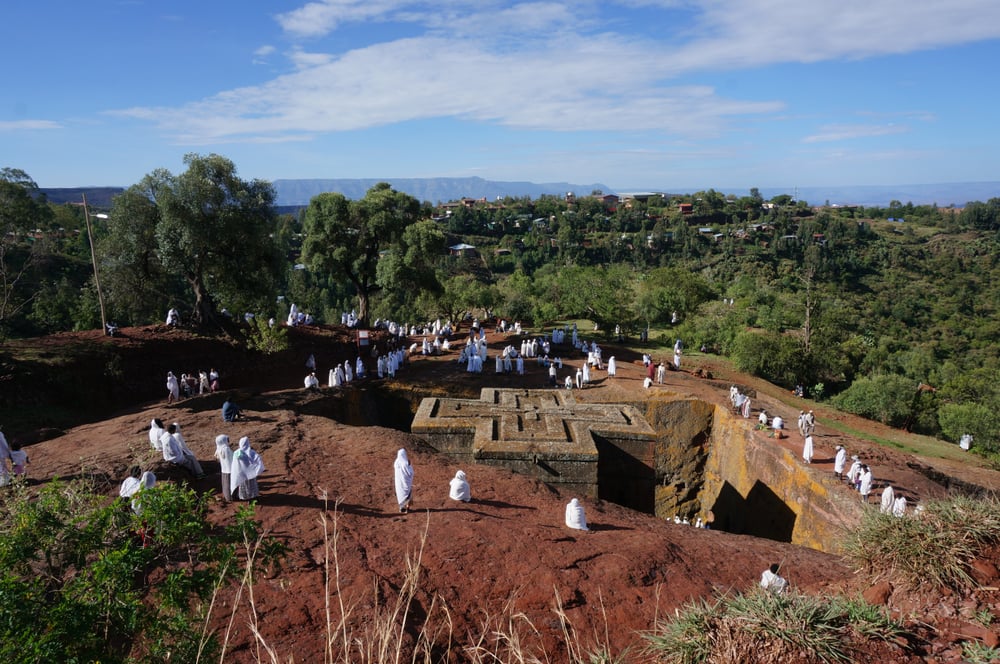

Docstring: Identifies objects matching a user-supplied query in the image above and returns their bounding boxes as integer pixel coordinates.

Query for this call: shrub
[245,315,289,354]
[843,494,1000,591]
[831,374,915,427]
[643,588,906,664]
[0,477,283,663]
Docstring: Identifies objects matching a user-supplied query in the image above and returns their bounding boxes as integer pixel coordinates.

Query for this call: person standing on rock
[394,448,414,513]
[833,445,847,480]
[215,435,234,502]
[859,465,874,503]
[231,436,265,501]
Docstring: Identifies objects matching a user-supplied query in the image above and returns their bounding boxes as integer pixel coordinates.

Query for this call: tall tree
[102,154,280,327]
[0,169,52,331]
[301,183,421,326]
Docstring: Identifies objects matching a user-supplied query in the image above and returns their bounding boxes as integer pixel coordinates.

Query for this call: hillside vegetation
[3,162,1000,454]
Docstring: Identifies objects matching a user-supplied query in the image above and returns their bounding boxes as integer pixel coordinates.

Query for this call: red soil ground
[6,323,1000,662]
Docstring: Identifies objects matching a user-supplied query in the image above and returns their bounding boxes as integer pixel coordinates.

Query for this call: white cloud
[120,0,1000,145]
[803,123,909,143]
[0,120,62,131]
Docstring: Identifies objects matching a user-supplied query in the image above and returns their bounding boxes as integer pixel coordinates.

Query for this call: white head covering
[130,471,157,515]
[214,434,233,473]
[565,498,589,531]
[394,449,414,505]
[449,470,471,502]
[230,436,265,494]
[149,419,164,448]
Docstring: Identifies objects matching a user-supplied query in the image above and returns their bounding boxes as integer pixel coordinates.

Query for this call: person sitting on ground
[160,423,205,477]
[304,372,320,389]
[9,442,27,480]
[222,398,241,422]
[772,414,784,439]
[565,497,589,531]
[760,563,788,594]
[149,418,165,451]
[448,470,471,503]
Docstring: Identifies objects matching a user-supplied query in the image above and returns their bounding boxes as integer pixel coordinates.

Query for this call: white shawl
[214,434,233,473]
[230,436,265,493]
[449,470,471,502]
[565,498,589,531]
[394,449,414,504]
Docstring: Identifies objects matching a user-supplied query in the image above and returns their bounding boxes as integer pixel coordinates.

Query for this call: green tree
[0,169,52,331]
[302,183,421,326]
[102,154,281,327]
[831,374,917,427]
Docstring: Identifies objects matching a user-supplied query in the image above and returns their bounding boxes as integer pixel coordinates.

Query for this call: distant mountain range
[37,178,1000,210]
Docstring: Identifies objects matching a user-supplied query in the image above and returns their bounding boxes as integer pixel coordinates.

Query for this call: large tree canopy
[301,182,422,326]
[0,169,52,330]
[102,154,280,327]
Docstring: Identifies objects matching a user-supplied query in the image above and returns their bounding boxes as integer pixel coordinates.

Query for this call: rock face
[414,389,862,552]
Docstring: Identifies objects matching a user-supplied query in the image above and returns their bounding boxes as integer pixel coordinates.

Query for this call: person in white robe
[656,362,666,384]
[673,350,682,370]
[166,372,180,403]
[772,415,784,439]
[802,434,814,464]
[581,362,590,386]
[892,495,907,517]
[214,434,234,502]
[335,364,346,386]
[344,362,353,383]
[880,485,895,514]
[833,445,847,480]
[575,367,583,389]
[607,356,616,378]
[565,498,589,531]
[760,564,788,594]
[496,355,503,373]
[131,471,157,515]
[565,375,574,390]
[149,418,165,451]
[231,436,265,501]
[328,368,337,387]
[449,470,471,502]
[643,376,653,389]
[356,356,365,378]
[305,372,320,389]
[119,465,143,500]
[199,371,210,394]
[846,456,862,488]
[160,423,204,476]
[758,410,768,426]
[859,466,873,502]
[394,448,414,512]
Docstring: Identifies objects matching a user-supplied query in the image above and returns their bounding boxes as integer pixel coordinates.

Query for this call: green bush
[831,374,915,427]
[245,315,289,354]
[0,477,284,663]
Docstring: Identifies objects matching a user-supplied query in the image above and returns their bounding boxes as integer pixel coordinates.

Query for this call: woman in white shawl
[230,436,265,500]
[214,434,234,502]
[565,498,589,531]
[449,470,471,502]
[394,448,414,513]
[802,434,814,464]
[132,471,157,515]
[607,356,616,378]
[880,485,895,514]
[149,419,164,451]
[166,372,180,403]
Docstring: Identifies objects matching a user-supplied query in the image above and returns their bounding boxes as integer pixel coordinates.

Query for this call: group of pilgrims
[131,418,265,512]
[729,385,914,519]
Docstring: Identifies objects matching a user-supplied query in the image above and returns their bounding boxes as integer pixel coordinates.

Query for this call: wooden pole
[82,194,108,335]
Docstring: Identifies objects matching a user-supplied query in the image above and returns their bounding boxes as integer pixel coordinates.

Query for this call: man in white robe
[215,434,234,502]
[394,448,414,512]
[582,362,590,386]
[565,498,589,531]
[160,423,204,477]
[847,456,862,489]
[356,356,365,378]
[859,466,874,502]
[833,445,847,480]
[760,564,788,594]
[575,367,583,389]
[166,372,180,403]
[449,470,471,502]
[656,362,666,384]
[802,435,814,464]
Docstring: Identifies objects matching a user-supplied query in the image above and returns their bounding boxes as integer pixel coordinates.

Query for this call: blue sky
[3,0,1000,192]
